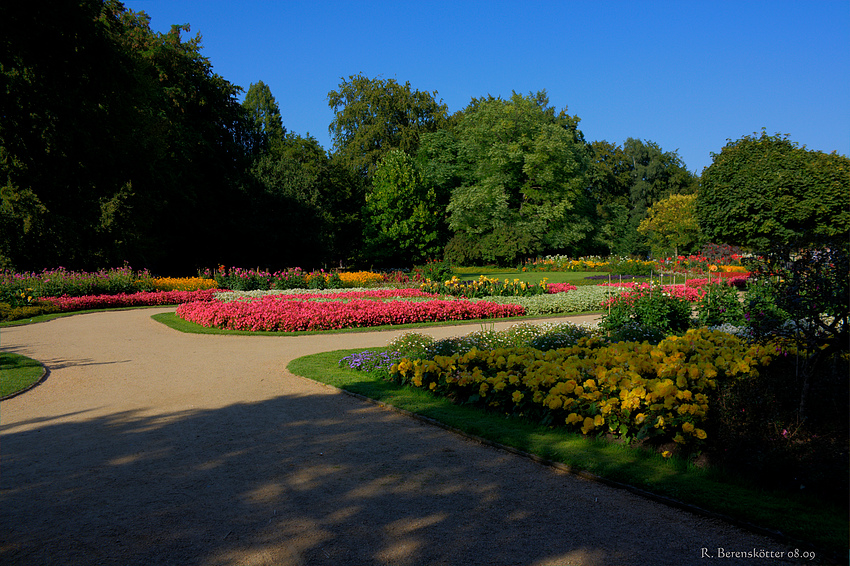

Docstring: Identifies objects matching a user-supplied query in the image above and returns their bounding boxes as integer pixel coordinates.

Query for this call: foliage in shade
[697,131,850,249]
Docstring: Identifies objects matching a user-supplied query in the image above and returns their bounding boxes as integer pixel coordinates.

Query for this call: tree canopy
[1,1,250,271]
[637,193,701,257]
[586,139,697,256]
[327,73,450,179]
[437,91,591,264]
[697,131,850,249]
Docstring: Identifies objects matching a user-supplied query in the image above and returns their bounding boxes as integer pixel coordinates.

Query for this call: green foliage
[1,2,251,271]
[599,288,692,338]
[412,259,453,284]
[327,73,449,179]
[242,80,286,154]
[696,283,745,327]
[362,149,444,264]
[638,193,702,258]
[587,139,698,257]
[438,91,592,265]
[697,131,850,250]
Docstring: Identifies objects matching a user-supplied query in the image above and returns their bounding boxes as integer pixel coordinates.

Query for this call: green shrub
[599,288,692,336]
[696,284,745,327]
[0,302,60,322]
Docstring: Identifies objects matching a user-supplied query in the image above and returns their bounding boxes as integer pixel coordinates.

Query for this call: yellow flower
[565,413,582,425]
[429,382,437,390]
[512,391,524,404]
[662,451,672,459]
[695,428,707,440]
[682,422,695,434]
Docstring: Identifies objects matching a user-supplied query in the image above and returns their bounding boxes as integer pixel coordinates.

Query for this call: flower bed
[391,328,773,449]
[41,289,220,311]
[483,285,629,315]
[546,283,578,293]
[151,277,219,291]
[598,282,703,303]
[421,275,548,298]
[176,292,525,332]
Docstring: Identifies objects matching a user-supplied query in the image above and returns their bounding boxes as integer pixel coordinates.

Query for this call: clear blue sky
[124,0,849,174]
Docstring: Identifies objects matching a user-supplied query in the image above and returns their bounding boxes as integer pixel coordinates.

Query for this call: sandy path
[0,308,801,565]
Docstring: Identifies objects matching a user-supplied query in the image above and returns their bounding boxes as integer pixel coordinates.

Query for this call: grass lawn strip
[288,348,845,559]
[0,352,47,399]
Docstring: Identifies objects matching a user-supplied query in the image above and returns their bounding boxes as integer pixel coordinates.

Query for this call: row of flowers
[389,328,773,449]
[175,292,526,332]
[40,290,220,311]
[421,276,573,298]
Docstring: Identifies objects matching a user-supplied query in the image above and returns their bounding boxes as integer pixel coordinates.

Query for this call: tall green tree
[242,80,286,155]
[327,74,450,179]
[362,149,443,265]
[0,1,251,271]
[697,131,850,249]
[440,91,591,265]
[637,193,702,257]
[587,138,697,256]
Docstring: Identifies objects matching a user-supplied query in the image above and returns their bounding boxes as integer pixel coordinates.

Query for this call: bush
[599,288,692,337]
[413,259,453,283]
[696,283,745,327]
[0,302,60,322]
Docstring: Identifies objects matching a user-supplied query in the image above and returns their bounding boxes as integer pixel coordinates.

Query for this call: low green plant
[0,302,60,323]
[599,288,692,337]
[696,283,745,327]
[413,259,453,283]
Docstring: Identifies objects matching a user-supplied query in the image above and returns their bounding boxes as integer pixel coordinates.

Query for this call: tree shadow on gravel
[0,391,788,566]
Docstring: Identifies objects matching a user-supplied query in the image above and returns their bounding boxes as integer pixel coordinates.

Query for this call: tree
[637,193,701,257]
[242,81,286,155]
[327,74,449,179]
[697,131,850,250]
[586,138,697,256]
[0,1,251,271]
[362,149,443,265]
[441,91,591,265]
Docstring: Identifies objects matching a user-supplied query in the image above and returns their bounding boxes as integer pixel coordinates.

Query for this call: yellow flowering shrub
[338,271,385,288]
[391,328,773,449]
[151,277,218,291]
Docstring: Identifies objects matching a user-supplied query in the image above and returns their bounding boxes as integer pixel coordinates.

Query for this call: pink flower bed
[598,282,703,304]
[546,283,578,293]
[41,289,220,311]
[176,295,525,332]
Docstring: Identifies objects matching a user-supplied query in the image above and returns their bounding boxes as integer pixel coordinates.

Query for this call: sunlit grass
[0,352,45,398]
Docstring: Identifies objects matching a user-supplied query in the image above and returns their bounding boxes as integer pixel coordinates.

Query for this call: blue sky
[124,0,849,174]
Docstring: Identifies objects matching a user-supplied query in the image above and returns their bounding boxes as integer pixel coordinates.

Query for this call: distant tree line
[2,1,847,273]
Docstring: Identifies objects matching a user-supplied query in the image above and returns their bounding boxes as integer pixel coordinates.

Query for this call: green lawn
[1,352,45,398]
[289,348,846,559]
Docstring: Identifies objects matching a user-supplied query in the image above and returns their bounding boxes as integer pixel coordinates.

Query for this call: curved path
[1,308,800,566]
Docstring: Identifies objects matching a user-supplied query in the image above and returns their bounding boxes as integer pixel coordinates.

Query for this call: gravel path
[0,308,805,565]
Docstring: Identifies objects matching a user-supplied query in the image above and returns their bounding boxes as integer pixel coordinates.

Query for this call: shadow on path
[1,388,716,566]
